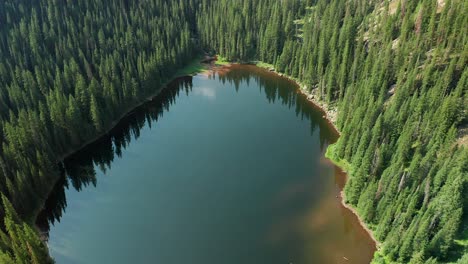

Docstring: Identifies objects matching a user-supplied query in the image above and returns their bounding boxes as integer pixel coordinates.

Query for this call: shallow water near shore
[37,65,376,264]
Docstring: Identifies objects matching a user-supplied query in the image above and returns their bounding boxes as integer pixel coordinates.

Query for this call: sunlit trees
[0,0,466,262]
[0,195,52,264]
[197,0,467,262]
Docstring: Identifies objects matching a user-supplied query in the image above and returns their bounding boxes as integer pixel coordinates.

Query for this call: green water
[37,65,376,264]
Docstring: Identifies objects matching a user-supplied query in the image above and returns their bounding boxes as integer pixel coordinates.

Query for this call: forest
[0,0,466,263]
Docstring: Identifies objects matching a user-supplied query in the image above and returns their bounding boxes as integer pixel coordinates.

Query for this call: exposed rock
[388,84,397,95]
[254,62,340,132]
[457,123,468,147]
[392,38,399,50]
[437,0,445,13]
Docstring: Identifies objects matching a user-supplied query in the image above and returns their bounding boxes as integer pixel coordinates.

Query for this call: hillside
[197,0,467,262]
[0,0,466,263]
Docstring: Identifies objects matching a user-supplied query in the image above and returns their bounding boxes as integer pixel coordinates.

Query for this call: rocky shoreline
[250,63,340,134]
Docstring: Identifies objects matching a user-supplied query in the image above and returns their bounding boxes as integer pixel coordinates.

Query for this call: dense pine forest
[0,0,199,262]
[0,0,466,263]
[197,0,467,263]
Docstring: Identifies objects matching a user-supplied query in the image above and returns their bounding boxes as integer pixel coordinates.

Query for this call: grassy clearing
[255,61,275,70]
[371,251,394,264]
[325,144,352,172]
[293,19,305,24]
[174,56,207,77]
[454,224,468,248]
[447,226,468,263]
[215,55,231,66]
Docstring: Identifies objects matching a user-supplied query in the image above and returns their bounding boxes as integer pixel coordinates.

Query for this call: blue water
[39,65,375,264]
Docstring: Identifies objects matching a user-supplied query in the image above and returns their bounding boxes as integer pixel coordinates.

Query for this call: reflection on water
[36,76,194,234]
[36,65,375,264]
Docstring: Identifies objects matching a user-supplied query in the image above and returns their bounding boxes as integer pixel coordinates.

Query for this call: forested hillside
[0,0,198,262]
[0,0,466,263]
[197,0,467,263]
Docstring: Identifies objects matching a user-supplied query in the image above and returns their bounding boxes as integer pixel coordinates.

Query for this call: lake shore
[32,57,210,225]
[205,57,340,134]
[35,56,380,259]
[56,58,211,162]
[339,189,381,248]
[237,59,381,252]
[250,62,340,135]
[41,65,378,263]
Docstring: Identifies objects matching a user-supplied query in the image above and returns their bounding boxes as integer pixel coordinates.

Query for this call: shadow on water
[36,65,338,241]
[36,75,194,236]
[216,65,338,147]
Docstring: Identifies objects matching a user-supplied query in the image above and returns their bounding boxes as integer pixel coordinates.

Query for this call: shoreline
[339,189,381,248]
[56,57,213,162]
[35,57,380,257]
[33,90,164,222]
[245,60,381,251]
[32,58,210,225]
[249,63,341,135]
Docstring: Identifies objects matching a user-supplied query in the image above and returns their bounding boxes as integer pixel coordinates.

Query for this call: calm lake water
[37,65,376,264]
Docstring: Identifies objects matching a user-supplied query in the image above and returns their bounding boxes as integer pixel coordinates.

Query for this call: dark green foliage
[0,0,198,216]
[196,0,467,262]
[0,195,53,263]
[0,0,466,263]
[0,0,198,261]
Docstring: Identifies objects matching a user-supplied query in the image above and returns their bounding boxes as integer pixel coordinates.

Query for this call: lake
[37,65,376,264]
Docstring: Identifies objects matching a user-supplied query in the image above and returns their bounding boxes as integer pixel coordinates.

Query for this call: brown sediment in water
[37,59,379,259]
[266,160,376,263]
[207,61,379,255]
[263,63,380,251]
[335,169,381,249]
[217,62,380,253]
[340,189,381,248]
[258,64,379,248]
[200,60,233,77]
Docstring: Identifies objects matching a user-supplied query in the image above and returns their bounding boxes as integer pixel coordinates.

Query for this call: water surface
[38,65,376,264]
